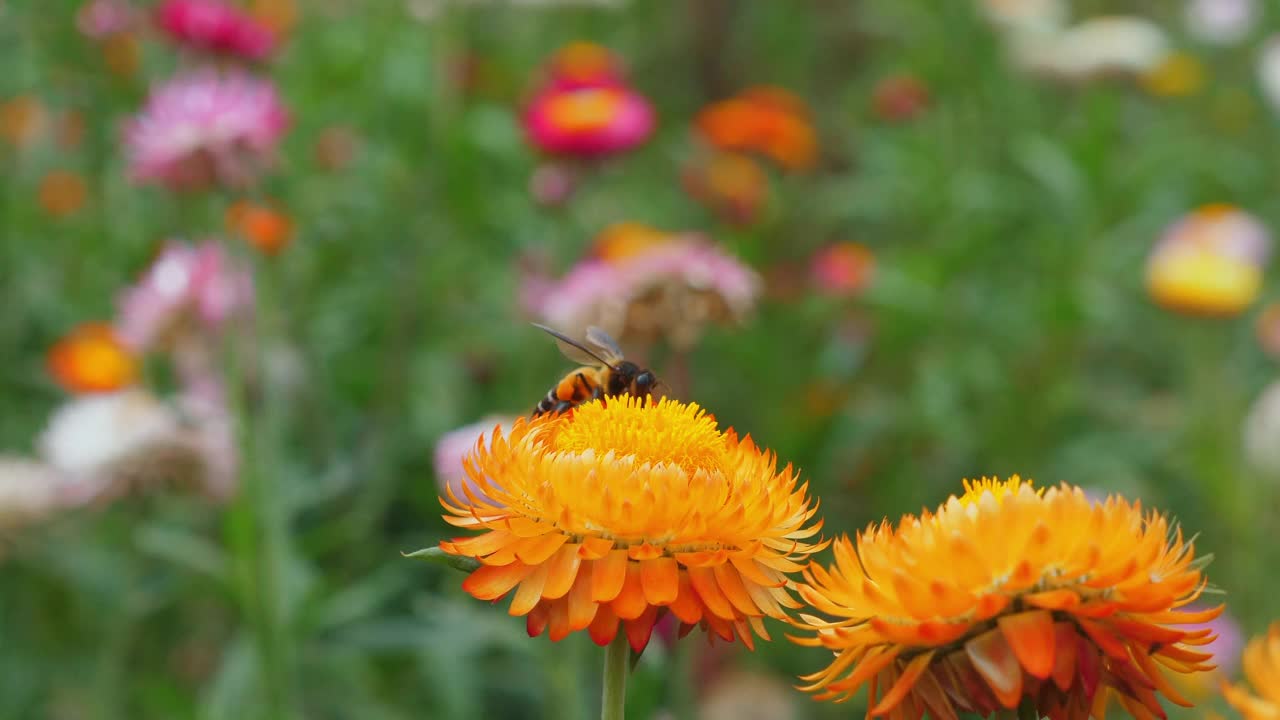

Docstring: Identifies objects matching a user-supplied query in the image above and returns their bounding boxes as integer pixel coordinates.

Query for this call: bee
[532,323,659,416]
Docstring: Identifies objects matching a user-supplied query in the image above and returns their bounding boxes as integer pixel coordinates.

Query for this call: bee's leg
[590,383,604,400]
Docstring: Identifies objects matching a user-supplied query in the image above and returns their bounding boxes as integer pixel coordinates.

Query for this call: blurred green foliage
[2,1,1280,718]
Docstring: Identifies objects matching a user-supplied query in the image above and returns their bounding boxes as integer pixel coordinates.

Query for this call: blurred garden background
[4,0,1280,718]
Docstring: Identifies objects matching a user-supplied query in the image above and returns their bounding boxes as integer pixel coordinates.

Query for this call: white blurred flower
[0,457,67,530]
[1245,380,1280,478]
[978,0,1067,34]
[1185,0,1257,46]
[38,389,236,503]
[1259,36,1280,115]
[1014,16,1171,80]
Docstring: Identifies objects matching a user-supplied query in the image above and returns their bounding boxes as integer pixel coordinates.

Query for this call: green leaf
[402,546,480,573]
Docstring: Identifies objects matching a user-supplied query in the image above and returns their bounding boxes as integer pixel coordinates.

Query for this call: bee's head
[633,369,656,395]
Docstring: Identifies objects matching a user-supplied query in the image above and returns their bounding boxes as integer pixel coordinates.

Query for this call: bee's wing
[533,323,617,366]
[584,326,626,365]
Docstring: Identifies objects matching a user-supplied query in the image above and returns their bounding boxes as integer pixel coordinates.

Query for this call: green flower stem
[601,631,630,720]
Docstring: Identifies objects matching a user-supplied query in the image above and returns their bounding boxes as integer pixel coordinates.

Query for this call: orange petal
[1077,618,1130,660]
[526,603,549,638]
[515,532,568,564]
[547,598,572,641]
[713,563,759,616]
[688,565,737,620]
[836,645,902,693]
[628,543,663,560]
[1050,622,1079,692]
[579,536,614,559]
[964,628,1025,709]
[566,560,598,631]
[625,605,660,653]
[1129,645,1192,708]
[668,571,704,625]
[589,604,620,646]
[870,651,936,717]
[611,561,648,620]
[1024,589,1081,611]
[640,557,679,606]
[541,546,582,600]
[509,562,550,616]
[592,549,628,602]
[997,610,1056,679]
[462,562,533,600]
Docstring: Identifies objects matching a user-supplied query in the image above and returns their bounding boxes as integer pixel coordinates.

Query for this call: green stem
[1018,701,1040,720]
[601,631,630,720]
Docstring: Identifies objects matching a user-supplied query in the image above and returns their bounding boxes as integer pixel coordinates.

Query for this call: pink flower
[125,70,288,190]
[522,43,654,158]
[810,242,876,297]
[117,240,253,351]
[77,0,138,39]
[155,0,276,61]
[523,85,654,157]
[434,417,516,504]
[526,231,759,349]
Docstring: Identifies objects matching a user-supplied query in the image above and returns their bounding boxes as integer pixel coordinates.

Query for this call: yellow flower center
[551,396,729,477]
[545,88,624,133]
[956,475,1038,507]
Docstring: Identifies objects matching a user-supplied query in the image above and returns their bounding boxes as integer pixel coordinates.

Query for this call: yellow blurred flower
[1223,623,1280,719]
[438,396,825,653]
[1142,52,1206,97]
[793,476,1220,720]
[1146,204,1271,317]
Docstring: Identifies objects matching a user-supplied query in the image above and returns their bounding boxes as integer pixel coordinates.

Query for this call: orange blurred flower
[793,476,1220,720]
[226,200,294,255]
[1,95,47,149]
[811,242,876,297]
[103,32,141,78]
[439,397,825,653]
[683,152,769,226]
[1258,303,1280,359]
[38,171,88,218]
[548,41,621,86]
[1222,623,1280,719]
[57,110,86,150]
[695,86,817,171]
[591,222,672,261]
[47,324,138,394]
[1146,204,1271,317]
[249,0,297,37]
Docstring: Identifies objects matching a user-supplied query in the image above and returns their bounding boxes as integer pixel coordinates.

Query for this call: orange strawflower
[1223,623,1280,719]
[38,170,88,218]
[792,476,1220,720]
[439,396,825,653]
[591,222,672,261]
[226,199,294,255]
[47,324,138,394]
[695,86,817,171]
